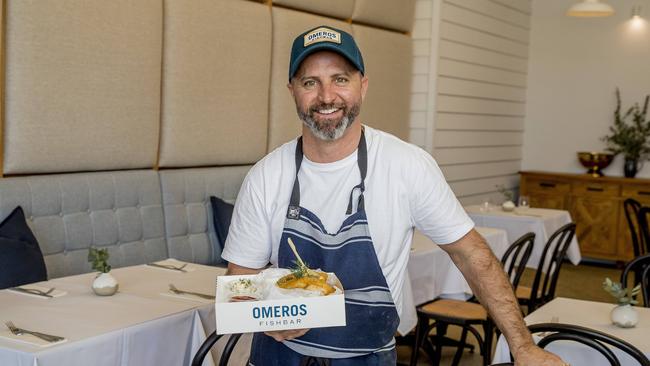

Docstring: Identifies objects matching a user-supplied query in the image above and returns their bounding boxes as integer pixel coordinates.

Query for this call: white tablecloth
[398,226,509,335]
[465,205,582,268]
[0,262,227,366]
[493,297,650,365]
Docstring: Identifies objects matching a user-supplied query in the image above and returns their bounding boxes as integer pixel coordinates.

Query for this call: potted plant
[88,248,119,296]
[601,89,650,178]
[602,277,641,327]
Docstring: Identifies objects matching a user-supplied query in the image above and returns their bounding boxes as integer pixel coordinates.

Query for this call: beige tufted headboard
[0,0,414,277]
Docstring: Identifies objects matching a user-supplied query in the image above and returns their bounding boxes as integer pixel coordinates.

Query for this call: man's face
[288,51,368,141]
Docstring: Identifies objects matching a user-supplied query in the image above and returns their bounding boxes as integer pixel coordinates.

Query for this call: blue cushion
[0,207,47,289]
[210,196,233,264]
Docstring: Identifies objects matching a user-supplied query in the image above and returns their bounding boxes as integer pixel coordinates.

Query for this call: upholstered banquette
[0,0,414,280]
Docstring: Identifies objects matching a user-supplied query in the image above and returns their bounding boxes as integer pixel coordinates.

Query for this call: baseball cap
[288,25,365,81]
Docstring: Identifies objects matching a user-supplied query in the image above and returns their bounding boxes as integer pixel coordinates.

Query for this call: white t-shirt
[222,126,474,317]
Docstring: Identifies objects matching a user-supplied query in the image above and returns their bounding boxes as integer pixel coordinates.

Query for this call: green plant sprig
[88,248,111,273]
[601,88,650,161]
[290,260,311,279]
[603,277,641,305]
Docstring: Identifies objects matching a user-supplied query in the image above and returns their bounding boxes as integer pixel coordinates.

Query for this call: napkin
[0,328,67,347]
[7,285,67,299]
[146,258,196,272]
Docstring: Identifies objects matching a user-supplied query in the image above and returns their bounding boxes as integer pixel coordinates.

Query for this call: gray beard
[298,104,360,141]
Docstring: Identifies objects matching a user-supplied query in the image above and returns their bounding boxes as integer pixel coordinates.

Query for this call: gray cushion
[0,170,167,278]
[159,166,251,265]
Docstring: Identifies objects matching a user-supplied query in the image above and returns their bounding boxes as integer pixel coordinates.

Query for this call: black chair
[497,323,650,366]
[637,206,650,257]
[410,232,535,366]
[191,332,243,366]
[517,223,576,314]
[624,198,646,258]
[621,253,650,307]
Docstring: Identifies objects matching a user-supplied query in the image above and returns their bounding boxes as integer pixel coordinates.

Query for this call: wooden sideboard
[520,171,650,262]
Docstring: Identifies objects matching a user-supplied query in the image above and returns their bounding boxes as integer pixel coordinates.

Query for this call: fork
[9,287,56,298]
[147,262,188,272]
[5,321,65,343]
[168,284,214,300]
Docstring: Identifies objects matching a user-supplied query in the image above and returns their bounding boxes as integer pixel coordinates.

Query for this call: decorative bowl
[577,152,614,177]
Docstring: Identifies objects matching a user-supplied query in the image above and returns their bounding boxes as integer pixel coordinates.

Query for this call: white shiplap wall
[411,0,532,205]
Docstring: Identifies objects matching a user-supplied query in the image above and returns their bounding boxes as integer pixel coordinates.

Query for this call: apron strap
[287,130,367,219]
[287,137,304,219]
[345,130,367,214]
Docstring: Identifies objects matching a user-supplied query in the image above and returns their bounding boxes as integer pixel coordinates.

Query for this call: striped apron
[249,131,400,365]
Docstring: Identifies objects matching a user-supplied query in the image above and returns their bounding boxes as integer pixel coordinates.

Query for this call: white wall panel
[436,113,524,131]
[434,146,522,165]
[440,21,528,58]
[439,40,528,73]
[441,161,521,181]
[445,0,530,29]
[449,175,519,196]
[490,0,531,14]
[438,58,527,87]
[434,131,522,148]
[438,77,526,102]
[442,2,529,43]
[437,96,526,116]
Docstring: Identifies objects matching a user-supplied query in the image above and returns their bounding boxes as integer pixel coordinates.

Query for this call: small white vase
[502,200,515,212]
[610,304,638,328]
[92,272,119,296]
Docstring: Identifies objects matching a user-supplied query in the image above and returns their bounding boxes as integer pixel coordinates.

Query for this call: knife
[146,262,188,272]
[8,287,54,298]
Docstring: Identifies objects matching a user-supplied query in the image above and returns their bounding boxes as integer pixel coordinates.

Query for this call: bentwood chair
[621,253,650,307]
[624,198,646,258]
[496,323,650,366]
[191,332,243,366]
[637,206,650,257]
[516,223,576,314]
[410,232,535,366]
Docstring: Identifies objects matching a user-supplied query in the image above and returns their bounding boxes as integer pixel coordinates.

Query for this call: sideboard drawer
[572,182,620,197]
[526,178,570,194]
[622,184,650,199]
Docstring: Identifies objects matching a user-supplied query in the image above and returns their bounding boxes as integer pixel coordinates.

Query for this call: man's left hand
[514,344,568,366]
[264,328,310,342]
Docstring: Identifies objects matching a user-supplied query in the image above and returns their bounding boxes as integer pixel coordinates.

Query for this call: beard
[297,102,360,141]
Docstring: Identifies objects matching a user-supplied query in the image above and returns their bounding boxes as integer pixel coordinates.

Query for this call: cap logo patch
[303,27,341,47]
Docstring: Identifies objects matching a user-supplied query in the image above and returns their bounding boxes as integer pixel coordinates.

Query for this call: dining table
[398,226,510,335]
[465,205,582,268]
[492,297,650,365]
[0,226,510,365]
[0,260,226,366]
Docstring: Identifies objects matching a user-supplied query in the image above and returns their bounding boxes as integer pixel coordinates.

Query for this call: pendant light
[567,0,615,17]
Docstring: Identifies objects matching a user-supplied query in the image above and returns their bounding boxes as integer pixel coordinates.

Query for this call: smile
[315,108,341,115]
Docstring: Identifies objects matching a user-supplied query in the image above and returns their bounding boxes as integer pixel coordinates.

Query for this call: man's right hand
[264,329,310,342]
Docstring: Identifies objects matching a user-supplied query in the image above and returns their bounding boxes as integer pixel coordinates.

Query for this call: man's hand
[514,344,568,366]
[264,329,310,342]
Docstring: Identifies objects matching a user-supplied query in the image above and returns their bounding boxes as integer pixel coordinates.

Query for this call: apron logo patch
[303,27,341,47]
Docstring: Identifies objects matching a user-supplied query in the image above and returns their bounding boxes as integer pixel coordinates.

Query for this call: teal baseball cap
[289,25,365,81]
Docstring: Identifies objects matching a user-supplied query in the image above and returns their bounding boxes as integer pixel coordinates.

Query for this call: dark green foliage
[88,247,111,273]
[602,88,650,160]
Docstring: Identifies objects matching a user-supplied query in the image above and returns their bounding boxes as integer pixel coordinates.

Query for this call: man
[222,25,567,365]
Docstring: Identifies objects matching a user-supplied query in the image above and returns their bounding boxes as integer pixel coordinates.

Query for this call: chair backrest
[637,207,650,257]
[500,232,535,290]
[624,199,645,258]
[528,223,576,312]
[621,253,650,307]
[527,323,650,366]
[191,332,243,366]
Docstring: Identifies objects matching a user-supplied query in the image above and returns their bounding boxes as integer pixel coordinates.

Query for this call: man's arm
[226,262,264,275]
[439,229,566,365]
